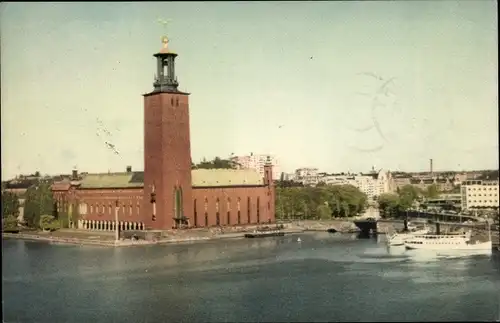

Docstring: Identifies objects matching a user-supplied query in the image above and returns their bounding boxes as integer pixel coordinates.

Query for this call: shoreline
[2,228,308,248]
[6,218,493,248]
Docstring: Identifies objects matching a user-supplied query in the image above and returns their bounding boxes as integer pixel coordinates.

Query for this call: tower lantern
[152,36,179,93]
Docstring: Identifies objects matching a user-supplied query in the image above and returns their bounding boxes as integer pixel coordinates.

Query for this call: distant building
[230,153,281,180]
[295,168,319,186]
[315,169,394,200]
[461,180,499,210]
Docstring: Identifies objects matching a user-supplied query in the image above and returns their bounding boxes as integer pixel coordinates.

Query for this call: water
[3,232,500,322]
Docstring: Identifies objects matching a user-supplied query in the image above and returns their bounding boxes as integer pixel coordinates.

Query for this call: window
[227,198,231,225]
[171,97,174,106]
[122,204,125,215]
[176,97,179,106]
[129,204,133,216]
[205,212,208,226]
[247,197,251,224]
[194,199,198,227]
[109,204,112,214]
[90,204,94,214]
[257,197,260,223]
[137,202,140,216]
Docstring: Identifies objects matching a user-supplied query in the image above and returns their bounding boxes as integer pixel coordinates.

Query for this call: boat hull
[404,241,492,254]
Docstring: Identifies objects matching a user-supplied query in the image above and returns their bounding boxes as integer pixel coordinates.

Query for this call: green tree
[23,183,55,228]
[39,214,60,231]
[316,204,332,220]
[424,184,439,199]
[3,214,19,231]
[193,156,236,169]
[378,193,400,218]
[398,185,421,210]
[275,185,367,220]
[2,191,20,218]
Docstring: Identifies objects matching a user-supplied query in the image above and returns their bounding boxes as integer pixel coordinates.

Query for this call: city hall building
[52,36,276,231]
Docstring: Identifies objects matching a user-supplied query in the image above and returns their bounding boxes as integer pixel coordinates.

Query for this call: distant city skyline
[1,1,498,179]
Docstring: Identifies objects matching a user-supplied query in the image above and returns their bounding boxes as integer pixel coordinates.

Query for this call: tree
[3,214,19,231]
[23,183,55,229]
[39,214,60,231]
[398,185,421,210]
[317,204,332,220]
[378,193,400,218]
[2,191,20,218]
[275,185,367,220]
[424,184,439,199]
[193,156,236,170]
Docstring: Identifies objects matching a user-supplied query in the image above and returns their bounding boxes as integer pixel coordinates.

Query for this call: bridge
[400,210,484,223]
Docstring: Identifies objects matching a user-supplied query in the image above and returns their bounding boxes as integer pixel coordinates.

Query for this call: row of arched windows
[79,202,140,217]
[193,196,269,227]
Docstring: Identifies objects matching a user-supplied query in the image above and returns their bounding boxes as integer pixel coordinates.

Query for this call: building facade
[231,153,281,180]
[51,37,276,231]
[461,179,499,210]
[318,169,394,200]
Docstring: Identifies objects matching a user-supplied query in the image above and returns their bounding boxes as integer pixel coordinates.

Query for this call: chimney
[126,166,132,173]
[430,159,433,174]
[72,169,78,180]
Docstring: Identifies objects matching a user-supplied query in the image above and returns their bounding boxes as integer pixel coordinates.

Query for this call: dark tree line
[275,184,368,220]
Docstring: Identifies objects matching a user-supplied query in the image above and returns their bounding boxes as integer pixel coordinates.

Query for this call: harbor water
[3,232,500,322]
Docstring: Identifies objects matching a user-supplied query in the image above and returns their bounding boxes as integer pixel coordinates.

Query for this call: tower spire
[152,19,179,93]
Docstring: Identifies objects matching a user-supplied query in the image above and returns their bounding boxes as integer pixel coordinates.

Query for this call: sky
[1,1,498,179]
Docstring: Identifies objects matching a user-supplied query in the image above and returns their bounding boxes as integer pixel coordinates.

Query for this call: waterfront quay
[3,217,498,249]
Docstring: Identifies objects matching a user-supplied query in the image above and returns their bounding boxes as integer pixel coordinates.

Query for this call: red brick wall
[143,92,193,230]
[75,188,143,222]
[53,183,276,229]
[192,186,275,227]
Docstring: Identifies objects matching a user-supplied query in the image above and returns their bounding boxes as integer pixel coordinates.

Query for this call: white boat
[386,224,431,247]
[404,228,492,256]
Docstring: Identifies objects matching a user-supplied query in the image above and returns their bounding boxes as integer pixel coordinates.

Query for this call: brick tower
[142,35,193,230]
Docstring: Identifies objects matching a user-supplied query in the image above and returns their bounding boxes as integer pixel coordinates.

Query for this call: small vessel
[297,237,302,243]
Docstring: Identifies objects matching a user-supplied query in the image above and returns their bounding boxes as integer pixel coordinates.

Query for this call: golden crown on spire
[158,18,172,49]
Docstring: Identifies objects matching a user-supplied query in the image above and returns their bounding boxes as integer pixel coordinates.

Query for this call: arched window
[247,197,251,224]
[204,197,208,227]
[194,199,198,227]
[257,197,260,223]
[90,204,94,214]
[237,197,241,225]
[227,197,231,225]
[216,198,220,226]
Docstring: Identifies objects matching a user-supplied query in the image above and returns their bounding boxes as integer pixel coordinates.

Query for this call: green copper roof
[78,169,263,189]
[79,172,144,189]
